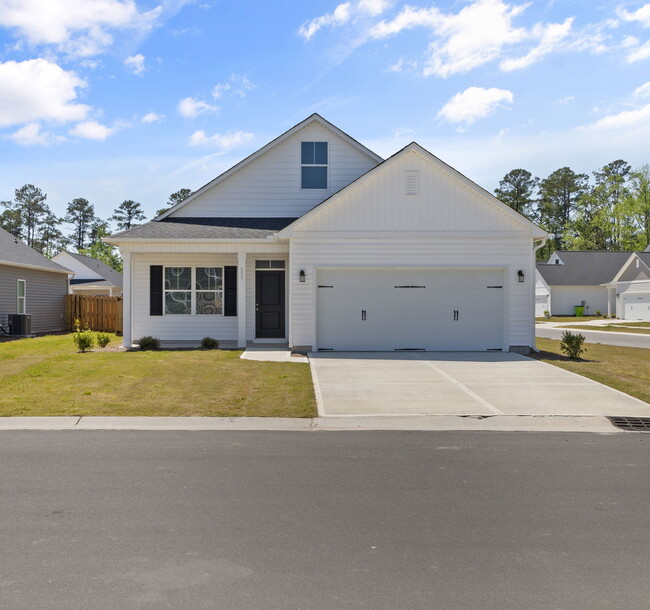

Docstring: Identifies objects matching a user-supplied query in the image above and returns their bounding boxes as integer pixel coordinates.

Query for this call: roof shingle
[0,227,70,273]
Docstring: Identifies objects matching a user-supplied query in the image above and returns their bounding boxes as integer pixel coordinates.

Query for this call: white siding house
[609,252,650,320]
[52,251,123,296]
[106,115,547,353]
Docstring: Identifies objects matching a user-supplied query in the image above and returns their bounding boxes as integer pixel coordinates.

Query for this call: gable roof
[105,217,297,242]
[0,227,71,274]
[610,251,650,283]
[155,114,383,221]
[279,142,548,238]
[62,251,123,287]
[536,251,632,285]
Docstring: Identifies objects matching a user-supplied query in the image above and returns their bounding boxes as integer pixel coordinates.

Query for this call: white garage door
[316,269,505,351]
[621,292,650,321]
[535,295,550,317]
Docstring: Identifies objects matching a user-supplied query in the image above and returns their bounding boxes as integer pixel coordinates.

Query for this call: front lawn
[0,334,316,417]
[559,324,650,335]
[531,338,650,404]
[535,316,599,323]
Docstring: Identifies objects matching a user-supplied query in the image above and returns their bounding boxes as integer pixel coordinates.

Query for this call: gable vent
[406,170,419,196]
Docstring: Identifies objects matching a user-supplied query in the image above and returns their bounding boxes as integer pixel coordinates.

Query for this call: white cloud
[188,130,254,149]
[633,81,650,99]
[0,59,89,127]
[212,74,256,99]
[299,2,352,40]
[124,53,145,75]
[69,120,116,140]
[627,40,650,63]
[8,122,56,146]
[585,104,650,130]
[619,3,650,28]
[358,0,391,16]
[437,86,513,127]
[500,18,573,71]
[0,0,163,57]
[178,96,218,118]
[557,95,575,105]
[141,111,164,123]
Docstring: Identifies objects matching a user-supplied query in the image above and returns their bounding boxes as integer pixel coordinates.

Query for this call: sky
[1,0,650,224]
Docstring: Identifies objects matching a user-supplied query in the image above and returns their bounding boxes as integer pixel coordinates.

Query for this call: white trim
[104,237,277,245]
[0,259,71,275]
[16,278,26,314]
[237,251,246,347]
[300,139,329,192]
[155,114,382,220]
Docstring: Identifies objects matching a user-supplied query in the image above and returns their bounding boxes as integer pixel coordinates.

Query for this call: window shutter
[150,266,163,316]
[224,266,237,316]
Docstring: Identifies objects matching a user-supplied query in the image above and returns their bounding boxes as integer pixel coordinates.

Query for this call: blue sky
[1,0,650,224]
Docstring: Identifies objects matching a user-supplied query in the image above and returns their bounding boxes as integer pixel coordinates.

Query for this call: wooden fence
[65,295,123,334]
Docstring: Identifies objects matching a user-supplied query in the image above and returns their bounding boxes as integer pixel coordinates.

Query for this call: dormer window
[301,141,328,189]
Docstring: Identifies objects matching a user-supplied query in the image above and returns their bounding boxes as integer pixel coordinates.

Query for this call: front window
[164,267,223,315]
[301,141,328,189]
[17,279,26,314]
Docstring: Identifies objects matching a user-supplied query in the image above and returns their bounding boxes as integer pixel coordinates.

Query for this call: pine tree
[111,200,146,231]
[64,198,96,251]
[155,188,193,217]
[494,169,538,219]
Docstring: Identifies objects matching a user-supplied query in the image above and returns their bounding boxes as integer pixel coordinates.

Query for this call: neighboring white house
[536,251,632,316]
[52,251,123,297]
[606,250,650,321]
[535,270,551,317]
[105,114,548,353]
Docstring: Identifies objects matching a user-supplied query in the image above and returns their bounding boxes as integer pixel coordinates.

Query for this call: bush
[138,336,160,351]
[72,319,94,353]
[543,310,551,320]
[200,336,219,349]
[96,332,111,348]
[595,310,602,317]
[560,331,587,360]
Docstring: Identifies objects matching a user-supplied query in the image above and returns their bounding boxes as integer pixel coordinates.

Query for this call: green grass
[0,334,316,417]
[559,325,650,335]
[532,338,650,404]
[535,316,600,323]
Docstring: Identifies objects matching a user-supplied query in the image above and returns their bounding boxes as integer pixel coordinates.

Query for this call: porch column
[237,251,246,347]
[122,252,132,348]
[607,285,615,317]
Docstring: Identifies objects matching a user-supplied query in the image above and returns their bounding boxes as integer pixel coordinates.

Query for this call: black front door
[255,271,285,339]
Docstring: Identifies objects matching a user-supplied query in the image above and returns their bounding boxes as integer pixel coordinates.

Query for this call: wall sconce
[299,269,306,283]
[517,270,525,283]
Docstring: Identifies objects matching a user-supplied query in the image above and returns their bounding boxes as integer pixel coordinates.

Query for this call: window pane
[165,267,191,290]
[256,260,271,269]
[301,141,314,165]
[17,281,25,297]
[314,141,328,164]
[165,292,191,314]
[270,260,285,268]
[196,267,222,290]
[302,166,327,189]
[197,292,223,315]
[17,298,25,314]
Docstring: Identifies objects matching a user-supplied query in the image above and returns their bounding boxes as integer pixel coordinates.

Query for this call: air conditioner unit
[8,313,31,336]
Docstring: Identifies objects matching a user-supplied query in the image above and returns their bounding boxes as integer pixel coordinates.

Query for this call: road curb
[0,415,621,433]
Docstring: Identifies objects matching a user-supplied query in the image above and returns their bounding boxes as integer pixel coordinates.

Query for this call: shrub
[543,310,551,320]
[96,332,111,348]
[595,310,602,317]
[200,336,219,349]
[560,331,587,360]
[138,336,160,351]
[72,319,94,353]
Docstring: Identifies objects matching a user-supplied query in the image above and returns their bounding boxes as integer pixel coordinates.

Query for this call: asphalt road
[537,325,650,348]
[1,431,649,609]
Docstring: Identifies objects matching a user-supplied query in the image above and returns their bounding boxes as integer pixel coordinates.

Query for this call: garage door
[621,292,650,321]
[316,269,504,351]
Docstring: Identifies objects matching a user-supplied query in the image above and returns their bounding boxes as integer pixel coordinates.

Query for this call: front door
[255,270,285,338]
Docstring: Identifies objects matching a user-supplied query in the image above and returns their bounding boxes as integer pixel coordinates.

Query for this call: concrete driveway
[310,352,650,417]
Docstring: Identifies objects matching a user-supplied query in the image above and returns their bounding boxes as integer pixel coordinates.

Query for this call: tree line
[0,186,193,271]
[494,161,650,260]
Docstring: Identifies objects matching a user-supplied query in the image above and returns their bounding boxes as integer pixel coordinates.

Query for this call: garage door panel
[622,292,650,321]
[317,269,505,351]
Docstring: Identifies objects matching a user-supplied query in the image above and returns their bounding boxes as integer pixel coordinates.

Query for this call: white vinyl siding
[171,122,378,218]
[549,286,608,316]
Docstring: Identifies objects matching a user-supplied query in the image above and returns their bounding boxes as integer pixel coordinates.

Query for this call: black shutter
[150,266,163,316]
[224,266,237,316]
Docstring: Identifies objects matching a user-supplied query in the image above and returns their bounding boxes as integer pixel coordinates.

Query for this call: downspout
[531,236,549,353]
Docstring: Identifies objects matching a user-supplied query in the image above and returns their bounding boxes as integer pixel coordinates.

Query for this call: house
[535,271,551,317]
[0,226,71,334]
[105,114,548,352]
[536,250,650,319]
[52,251,123,296]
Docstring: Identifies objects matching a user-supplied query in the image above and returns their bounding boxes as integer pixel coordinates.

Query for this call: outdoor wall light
[299,269,306,283]
[517,270,525,283]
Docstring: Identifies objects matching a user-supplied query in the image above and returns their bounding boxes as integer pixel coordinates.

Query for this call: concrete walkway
[310,351,650,417]
[240,346,308,363]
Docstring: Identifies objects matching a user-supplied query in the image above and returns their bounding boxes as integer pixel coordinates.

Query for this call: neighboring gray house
[0,227,71,334]
[52,251,123,296]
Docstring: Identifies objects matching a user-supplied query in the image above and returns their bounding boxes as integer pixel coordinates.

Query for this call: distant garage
[316,268,505,351]
[620,290,650,321]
